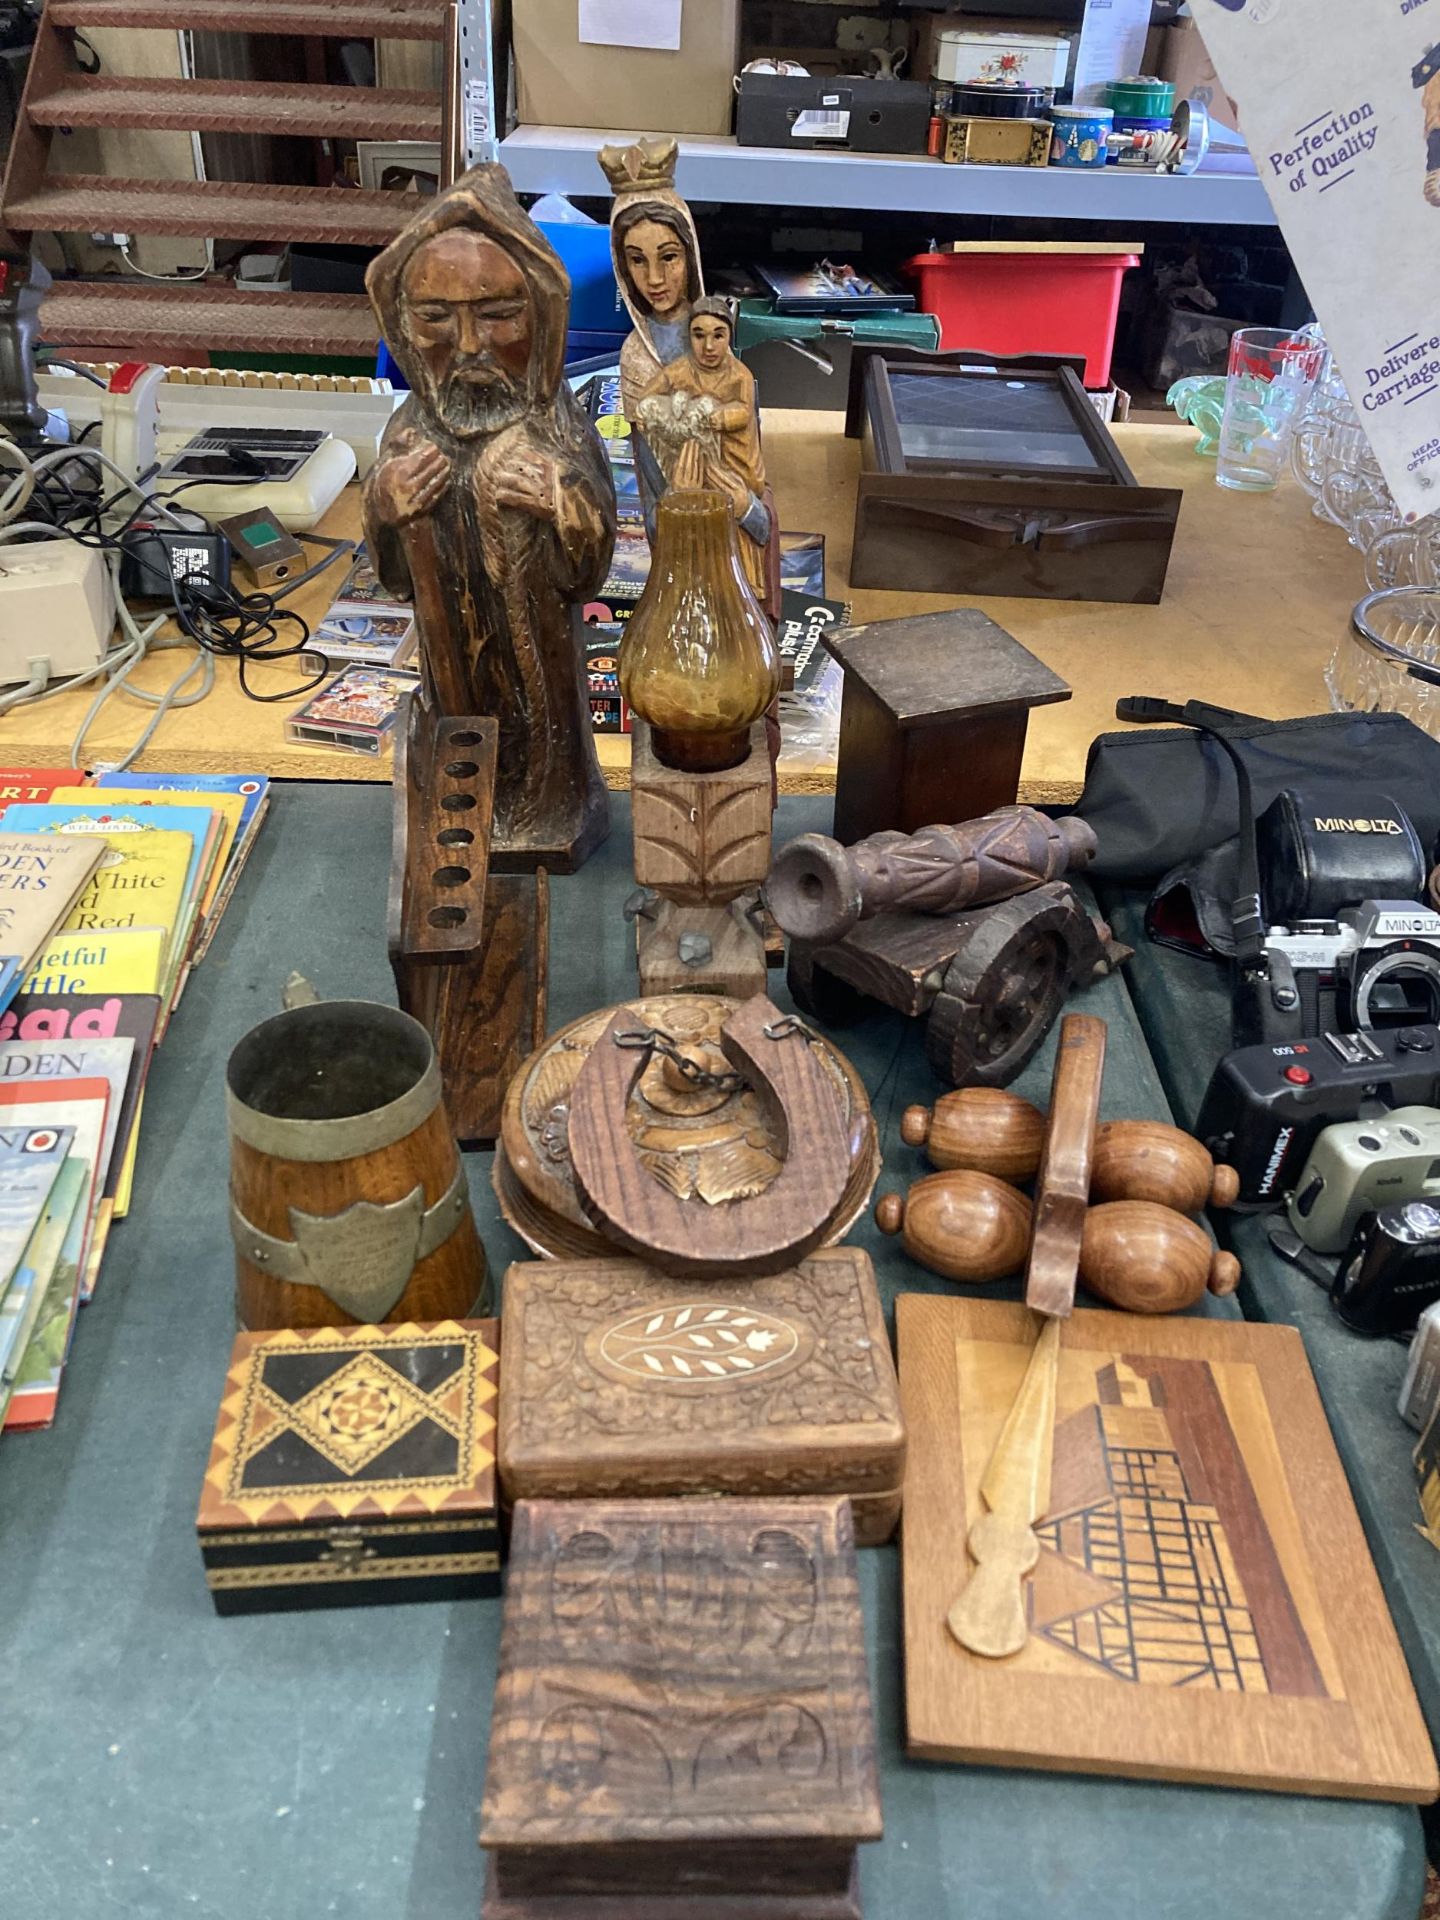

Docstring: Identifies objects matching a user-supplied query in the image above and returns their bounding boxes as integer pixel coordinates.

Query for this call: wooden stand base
[389,701,548,1148]
[631,717,774,1000]
[483,1858,863,1920]
[637,897,767,998]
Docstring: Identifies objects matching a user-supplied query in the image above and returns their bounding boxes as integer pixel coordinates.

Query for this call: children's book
[0,768,87,805]
[0,1122,74,1301]
[0,992,160,1216]
[2,802,217,995]
[0,833,107,1013]
[4,1185,84,1430]
[22,928,168,1000]
[8,822,191,1011]
[0,1035,135,1225]
[93,774,270,958]
[74,786,244,923]
[0,1147,81,1392]
[0,1076,111,1299]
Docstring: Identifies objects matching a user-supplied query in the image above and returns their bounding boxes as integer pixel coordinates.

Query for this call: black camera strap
[1114,697,1267,966]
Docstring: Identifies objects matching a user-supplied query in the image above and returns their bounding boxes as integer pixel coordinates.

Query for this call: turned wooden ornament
[900,1088,1045,1181]
[877,1177,1239,1314]
[902,1090,1239,1213]
[1079,1201,1240,1314]
[1092,1120,1241,1211]
[875,1171,1032,1283]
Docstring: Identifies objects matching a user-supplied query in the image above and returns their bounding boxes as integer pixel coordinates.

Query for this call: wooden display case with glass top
[845,346,1183,603]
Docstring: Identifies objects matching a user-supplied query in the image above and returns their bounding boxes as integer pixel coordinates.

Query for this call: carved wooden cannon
[767,807,1096,946]
[769,807,1123,1090]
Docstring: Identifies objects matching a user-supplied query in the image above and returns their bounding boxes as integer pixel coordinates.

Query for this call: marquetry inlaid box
[196,1319,500,1615]
[480,1496,883,1920]
[497,1249,905,1545]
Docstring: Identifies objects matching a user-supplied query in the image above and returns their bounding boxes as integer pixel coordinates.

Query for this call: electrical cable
[35,357,108,388]
[119,235,215,285]
[0,436,351,762]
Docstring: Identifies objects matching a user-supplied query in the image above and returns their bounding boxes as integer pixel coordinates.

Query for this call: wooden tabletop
[0,414,1366,797]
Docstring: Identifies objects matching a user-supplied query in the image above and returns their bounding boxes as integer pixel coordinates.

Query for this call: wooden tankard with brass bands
[227,981,488,1330]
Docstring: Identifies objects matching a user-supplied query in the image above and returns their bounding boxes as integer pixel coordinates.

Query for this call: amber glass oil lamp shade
[620,488,780,772]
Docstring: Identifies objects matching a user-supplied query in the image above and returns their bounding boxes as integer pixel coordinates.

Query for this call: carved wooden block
[388,699,549,1148]
[480,1495,883,1919]
[632,718,773,906]
[498,1249,905,1544]
[637,898,768,1000]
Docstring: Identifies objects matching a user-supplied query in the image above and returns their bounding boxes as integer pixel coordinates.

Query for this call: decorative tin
[933,28,1070,96]
[945,114,1052,167]
[497,1249,905,1545]
[197,1318,500,1614]
[1050,104,1114,168]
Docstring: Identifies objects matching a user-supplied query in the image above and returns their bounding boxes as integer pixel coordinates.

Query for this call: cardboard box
[1157,16,1240,133]
[513,0,741,135]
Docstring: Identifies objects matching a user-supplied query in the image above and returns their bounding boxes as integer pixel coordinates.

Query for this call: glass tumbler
[1216,327,1326,492]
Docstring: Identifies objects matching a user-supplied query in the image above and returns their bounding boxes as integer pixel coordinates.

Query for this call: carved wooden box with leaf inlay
[497,1250,905,1544]
[480,1496,883,1920]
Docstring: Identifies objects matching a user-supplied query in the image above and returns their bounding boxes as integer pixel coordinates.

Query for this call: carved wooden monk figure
[363,165,616,870]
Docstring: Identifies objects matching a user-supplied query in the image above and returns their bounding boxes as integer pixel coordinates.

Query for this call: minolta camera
[1286,1104,1440,1252]
[1233,788,1439,1046]
[1334,1201,1440,1336]
[1237,900,1440,1047]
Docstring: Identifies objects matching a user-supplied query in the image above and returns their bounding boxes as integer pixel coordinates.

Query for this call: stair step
[39,280,380,358]
[32,77,441,141]
[7,175,416,244]
[47,0,446,36]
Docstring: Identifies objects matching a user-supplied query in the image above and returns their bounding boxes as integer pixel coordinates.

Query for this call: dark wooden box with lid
[497,1248,905,1545]
[196,1318,500,1614]
[480,1495,883,1920]
[823,607,1070,843]
[845,344,1183,604]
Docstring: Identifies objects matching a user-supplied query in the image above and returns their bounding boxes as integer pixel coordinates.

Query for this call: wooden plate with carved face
[494,995,881,1263]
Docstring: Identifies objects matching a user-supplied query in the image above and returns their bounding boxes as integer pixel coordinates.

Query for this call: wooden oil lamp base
[631,716,773,999]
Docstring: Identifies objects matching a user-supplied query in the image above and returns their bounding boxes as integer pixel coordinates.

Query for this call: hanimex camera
[1286,1104,1440,1253]
[1195,1023,1440,1207]
[1334,1201,1440,1336]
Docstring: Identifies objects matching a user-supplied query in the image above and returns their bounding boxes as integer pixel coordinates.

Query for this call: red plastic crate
[904,246,1141,389]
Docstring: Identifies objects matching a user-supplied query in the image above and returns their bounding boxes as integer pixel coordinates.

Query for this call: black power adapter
[119,522,231,602]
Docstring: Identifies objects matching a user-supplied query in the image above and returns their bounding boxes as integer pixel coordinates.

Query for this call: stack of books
[0,766,270,1431]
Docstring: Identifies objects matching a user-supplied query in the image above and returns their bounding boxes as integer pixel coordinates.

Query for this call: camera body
[1334,1201,1440,1336]
[1286,1105,1440,1252]
[1195,1023,1440,1207]
[1234,901,1440,1047]
[1231,788,1436,1047]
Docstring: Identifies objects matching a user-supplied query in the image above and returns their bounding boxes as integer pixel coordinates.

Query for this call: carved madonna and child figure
[602,139,781,619]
